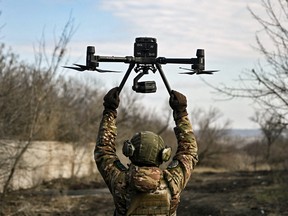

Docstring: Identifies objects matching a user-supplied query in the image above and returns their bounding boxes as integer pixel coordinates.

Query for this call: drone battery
[134,37,157,58]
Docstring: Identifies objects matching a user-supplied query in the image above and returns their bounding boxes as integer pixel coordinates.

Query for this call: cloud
[99,0,263,59]
[1,0,268,128]
[92,0,269,129]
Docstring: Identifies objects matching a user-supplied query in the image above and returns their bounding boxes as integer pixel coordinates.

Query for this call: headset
[122,139,172,164]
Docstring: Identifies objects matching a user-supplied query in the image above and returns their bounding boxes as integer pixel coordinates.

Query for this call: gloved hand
[103,87,120,110]
[169,90,188,119]
[169,90,187,111]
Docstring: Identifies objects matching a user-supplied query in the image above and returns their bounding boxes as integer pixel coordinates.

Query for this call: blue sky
[1,0,269,129]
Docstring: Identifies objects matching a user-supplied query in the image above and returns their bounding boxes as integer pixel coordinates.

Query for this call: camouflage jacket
[94,109,198,215]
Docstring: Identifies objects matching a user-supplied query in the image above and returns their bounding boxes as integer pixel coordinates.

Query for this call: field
[1,169,288,216]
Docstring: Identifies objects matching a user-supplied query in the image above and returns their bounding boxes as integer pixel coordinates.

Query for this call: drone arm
[96,56,133,63]
[156,63,172,95]
[118,62,135,93]
[157,57,199,65]
[88,55,203,66]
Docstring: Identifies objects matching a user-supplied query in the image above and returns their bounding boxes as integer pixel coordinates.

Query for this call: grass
[255,184,288,204]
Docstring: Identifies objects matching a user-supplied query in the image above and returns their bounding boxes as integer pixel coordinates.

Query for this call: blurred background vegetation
[0,0,288,203]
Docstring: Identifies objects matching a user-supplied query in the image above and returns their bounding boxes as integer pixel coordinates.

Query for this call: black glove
[169,90,187,111]
[103,87,120,110]
[169,90,188,119]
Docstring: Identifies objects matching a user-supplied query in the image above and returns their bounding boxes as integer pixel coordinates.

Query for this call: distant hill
[227,129,262,138]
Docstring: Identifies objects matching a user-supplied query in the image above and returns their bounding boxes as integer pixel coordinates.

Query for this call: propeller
[63,64,88,71]
[179,67,219,75]
[63,64,121,73]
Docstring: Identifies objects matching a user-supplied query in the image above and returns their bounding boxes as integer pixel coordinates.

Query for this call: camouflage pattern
[130,131,166,166]
[94,109,198,215]
[125,164,171,215]
[163,114,198,214]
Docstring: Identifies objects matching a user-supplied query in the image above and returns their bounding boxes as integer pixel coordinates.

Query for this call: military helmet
[122,131,171,166]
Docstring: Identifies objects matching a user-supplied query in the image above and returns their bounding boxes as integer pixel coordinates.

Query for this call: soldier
[94,87,198,216]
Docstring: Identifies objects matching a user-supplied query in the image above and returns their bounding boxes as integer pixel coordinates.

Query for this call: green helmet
[123,131,171,166]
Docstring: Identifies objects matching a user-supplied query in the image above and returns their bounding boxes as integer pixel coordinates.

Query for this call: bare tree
[0,13,176,194]
[242,140,265,171]
[251,110,287,161]
[54,77,105,178]
[0,18,75,196]
[215,0,288,124]
[191,107,232,166]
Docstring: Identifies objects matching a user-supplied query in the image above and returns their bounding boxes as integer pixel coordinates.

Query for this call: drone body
[64,37,218,95]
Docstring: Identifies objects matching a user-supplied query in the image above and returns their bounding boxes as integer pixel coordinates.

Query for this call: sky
[0,0,270,129]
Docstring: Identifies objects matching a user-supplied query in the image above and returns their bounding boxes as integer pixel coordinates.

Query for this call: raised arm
[164,90,198,214]
[94,87,126,190]
[170,90,198,180]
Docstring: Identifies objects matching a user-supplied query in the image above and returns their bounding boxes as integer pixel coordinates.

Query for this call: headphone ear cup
[161,147,172,162]
[122,140,135,157]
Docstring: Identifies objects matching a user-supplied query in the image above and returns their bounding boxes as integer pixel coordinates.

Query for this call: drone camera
[132,70,157,93]
[134,37,157,58]
[133,81,157,93]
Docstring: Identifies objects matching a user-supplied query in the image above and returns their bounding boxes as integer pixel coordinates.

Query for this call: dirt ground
[1,170,288,216]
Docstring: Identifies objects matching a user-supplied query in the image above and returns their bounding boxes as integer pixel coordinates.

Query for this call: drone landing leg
[156,63,172,95]
[118,63,135,93]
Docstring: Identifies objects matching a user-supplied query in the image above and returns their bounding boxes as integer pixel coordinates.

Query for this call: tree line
[1,0,288,196]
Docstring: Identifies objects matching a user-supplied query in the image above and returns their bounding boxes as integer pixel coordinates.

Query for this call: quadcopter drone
[64,37,218,95]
